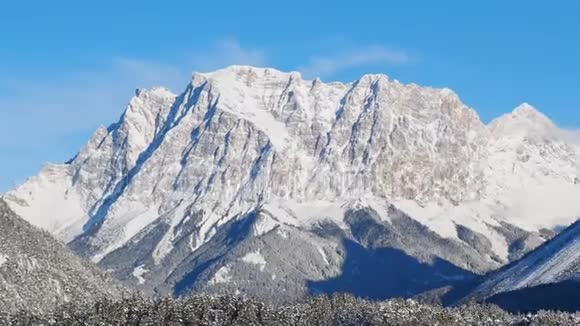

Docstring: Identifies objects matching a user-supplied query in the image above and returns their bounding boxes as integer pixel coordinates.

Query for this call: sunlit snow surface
[132,265,149,285]
[209,266,232,285]
[0,254,8,267]
[241,250,266,272]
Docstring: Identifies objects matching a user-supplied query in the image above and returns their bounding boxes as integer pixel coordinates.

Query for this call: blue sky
[1,0,579,192]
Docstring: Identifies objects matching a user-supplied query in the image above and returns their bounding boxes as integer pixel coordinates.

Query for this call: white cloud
[111,57,187,90]
[562,130,580,144]
[190,39,267,71]
[299,45,414,79]
[0,58,187,147]
[0,39,267,148]
[0,39,267,191]
[559,129,580,176]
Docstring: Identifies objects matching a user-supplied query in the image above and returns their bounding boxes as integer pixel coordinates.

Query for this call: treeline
[1,294,578,326]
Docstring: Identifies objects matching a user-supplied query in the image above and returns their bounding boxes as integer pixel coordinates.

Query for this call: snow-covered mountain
[467,219,579,300]
[0,199,126,313]
[461,219,579,312]
[4,66,580,302]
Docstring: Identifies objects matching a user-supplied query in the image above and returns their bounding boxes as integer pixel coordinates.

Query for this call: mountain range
[3,66,579,303]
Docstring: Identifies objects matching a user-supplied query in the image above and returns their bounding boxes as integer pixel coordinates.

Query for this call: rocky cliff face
[4,66,579,302]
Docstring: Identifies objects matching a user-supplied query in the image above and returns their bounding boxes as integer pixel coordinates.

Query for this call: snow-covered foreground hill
[0,199,126,313]
[4,66,580,302]
[466,219,579,300]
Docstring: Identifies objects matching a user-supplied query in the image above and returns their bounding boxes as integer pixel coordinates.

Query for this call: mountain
[463,219,579,312]
[4,66,580,302]
[0,198,126,313]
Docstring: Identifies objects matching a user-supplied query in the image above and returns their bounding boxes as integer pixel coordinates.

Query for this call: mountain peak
[134,86,175,98]
[195,65,392,85]
[194,65,303,82]
[511,103,557,128]
[358,73,389,83]
[489,103,556,136]
[512,102,546,119]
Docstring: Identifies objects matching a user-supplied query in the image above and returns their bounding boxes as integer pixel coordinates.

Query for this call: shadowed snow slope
[4,66,580,302]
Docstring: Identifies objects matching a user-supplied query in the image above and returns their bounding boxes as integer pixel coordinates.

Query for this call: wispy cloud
[563,130,580,142]
[111,57,187,89]
[299,45,414,79]
[0,58,188,146]
[558,129,580,175]
[190,39,267,71]
[0,39,267,191]
[0,39,267,145]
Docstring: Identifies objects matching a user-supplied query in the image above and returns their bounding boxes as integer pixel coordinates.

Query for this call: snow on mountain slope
[3,66,579,301]
[466,219,579,301]
[3,164,87,242]
[486,104,580,230]
[0,199,127,313]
